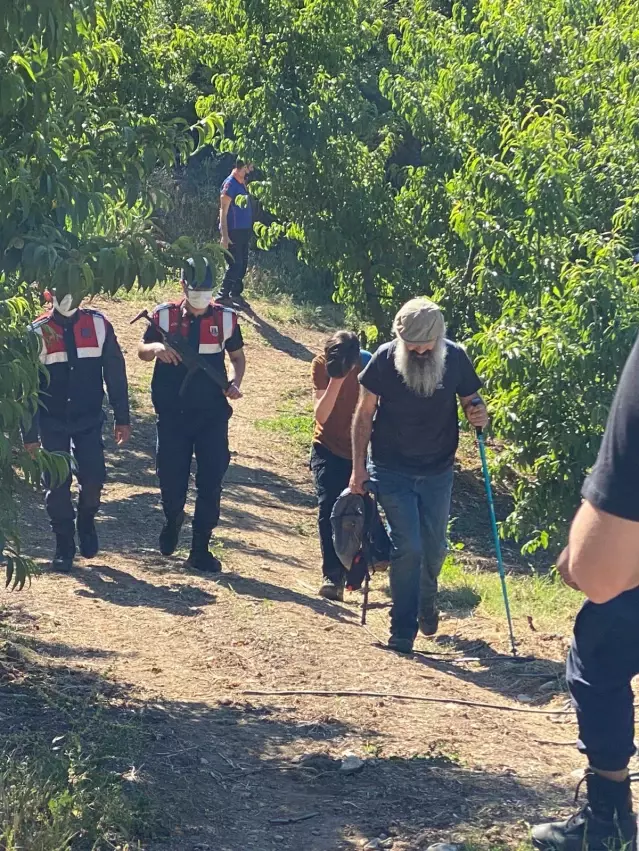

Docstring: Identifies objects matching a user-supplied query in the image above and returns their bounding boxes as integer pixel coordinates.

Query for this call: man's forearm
[229,353,246,388]
[352,404,373,472]
[314,380,342,425]
[569,501,639,603]
[220,209,229,239]
[138,342,158,362]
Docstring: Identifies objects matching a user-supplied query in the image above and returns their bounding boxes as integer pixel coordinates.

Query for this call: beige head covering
[392,297,445,344]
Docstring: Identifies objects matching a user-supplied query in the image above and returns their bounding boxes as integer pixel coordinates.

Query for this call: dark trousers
[220,229,250,298]
[566,587,639,772]
[156,412,230,535]
[40,420,106,537]
[310,443,352,585]
[370,462,453,641]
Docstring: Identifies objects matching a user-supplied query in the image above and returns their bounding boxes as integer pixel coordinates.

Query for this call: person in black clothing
[532,335,639,851]
[22,290,131,571]
[218,158,254,308]
[138,259,245,573]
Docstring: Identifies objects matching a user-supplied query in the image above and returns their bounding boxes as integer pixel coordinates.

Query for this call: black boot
[159,511,185,556]
[388,635,414,654]
[186,532,222,574]
[77,511,99,559]
[532,772,637,851]
[418,599,439,637]
[52,533,76,572]
[318,577,344,602]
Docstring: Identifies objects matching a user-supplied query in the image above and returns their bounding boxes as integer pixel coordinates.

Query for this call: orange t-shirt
[311,354,361,460]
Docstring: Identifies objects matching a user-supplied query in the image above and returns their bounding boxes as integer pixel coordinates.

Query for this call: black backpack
[331,489,391,623]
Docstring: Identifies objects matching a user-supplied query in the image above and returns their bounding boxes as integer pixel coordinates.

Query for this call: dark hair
[324,331,360,378]
[324,330,358,358]
[236,157,247,169]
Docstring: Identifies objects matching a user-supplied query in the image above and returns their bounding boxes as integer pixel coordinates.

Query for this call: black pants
[310,443,352,584]
[156,411,230,535]
[40,420,106,537]
[566,587,639,772]
[220,229,250,298]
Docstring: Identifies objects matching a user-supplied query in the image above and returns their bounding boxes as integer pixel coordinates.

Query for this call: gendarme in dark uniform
[23,292,130,571]
[138,260,245,573]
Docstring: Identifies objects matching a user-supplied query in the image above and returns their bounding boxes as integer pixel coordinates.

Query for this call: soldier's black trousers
[156,411,230,535]
[40,419,106,537]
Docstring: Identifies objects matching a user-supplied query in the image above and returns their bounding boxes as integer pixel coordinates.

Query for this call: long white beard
[394,338,447,397]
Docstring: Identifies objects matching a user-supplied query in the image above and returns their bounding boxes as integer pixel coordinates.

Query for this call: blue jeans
[370,463,454,641]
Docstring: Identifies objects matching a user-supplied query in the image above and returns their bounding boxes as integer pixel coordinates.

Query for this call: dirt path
[7,296,584,850]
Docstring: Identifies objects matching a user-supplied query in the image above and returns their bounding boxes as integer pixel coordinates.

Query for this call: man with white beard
[350,298,488,654]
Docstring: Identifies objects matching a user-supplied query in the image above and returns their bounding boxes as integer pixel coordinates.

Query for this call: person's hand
[153,343,181,365]
[225,382,243,400]
[466,401,489,429]
[555,545,580,591]
[349,466,368,495]
[221,235,232,250]
[23,441,40,457]
[328,375,346,387]
[114,424,131,446]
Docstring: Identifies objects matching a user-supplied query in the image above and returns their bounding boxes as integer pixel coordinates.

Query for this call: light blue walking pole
[471,399,517,657]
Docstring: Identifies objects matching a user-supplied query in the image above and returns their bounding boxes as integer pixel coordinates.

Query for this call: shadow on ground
[0,629,566,851]
[213,573,359,626]
[71,564,217,616]
[244,307,316,363]
[411,633,566,703]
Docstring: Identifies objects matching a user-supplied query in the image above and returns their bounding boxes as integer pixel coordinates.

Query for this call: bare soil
[5,296,589,850]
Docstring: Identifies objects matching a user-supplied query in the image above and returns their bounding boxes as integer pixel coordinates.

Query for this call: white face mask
[186,289,211,310]
[53,294,78,317]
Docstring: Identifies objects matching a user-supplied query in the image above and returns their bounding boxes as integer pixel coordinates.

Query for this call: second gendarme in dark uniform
[22,291,131,571]
[138,260,245,573]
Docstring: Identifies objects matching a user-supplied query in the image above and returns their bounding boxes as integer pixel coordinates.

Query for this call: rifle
[131,309,232,397]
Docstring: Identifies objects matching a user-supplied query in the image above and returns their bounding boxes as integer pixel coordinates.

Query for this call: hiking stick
[472,401,517,656]
[361,572,369,626]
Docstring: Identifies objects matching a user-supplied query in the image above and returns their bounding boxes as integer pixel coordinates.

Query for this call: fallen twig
[155,745,199,757]
[533,739,577,747]
[268,812,320,825]
[242,689,573,715]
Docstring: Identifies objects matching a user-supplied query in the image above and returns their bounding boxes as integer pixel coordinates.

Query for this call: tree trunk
[361,261,391,339]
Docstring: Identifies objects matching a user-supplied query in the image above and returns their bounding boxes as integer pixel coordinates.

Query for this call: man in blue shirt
[218,158,254,309]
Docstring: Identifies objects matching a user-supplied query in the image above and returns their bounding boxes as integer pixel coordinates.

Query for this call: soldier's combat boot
[159,511,185,557]
[52,533,76,573]
[186,531,222,574]
[532,772,637,851]
[77,511,99,559]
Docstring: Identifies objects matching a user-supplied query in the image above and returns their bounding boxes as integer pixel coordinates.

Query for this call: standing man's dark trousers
[40,418,106,559]
[220,229,250,299]
[566,589,639,773]
[156,411,230,546]
[531,590,639,850]
[310,443,352,586]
